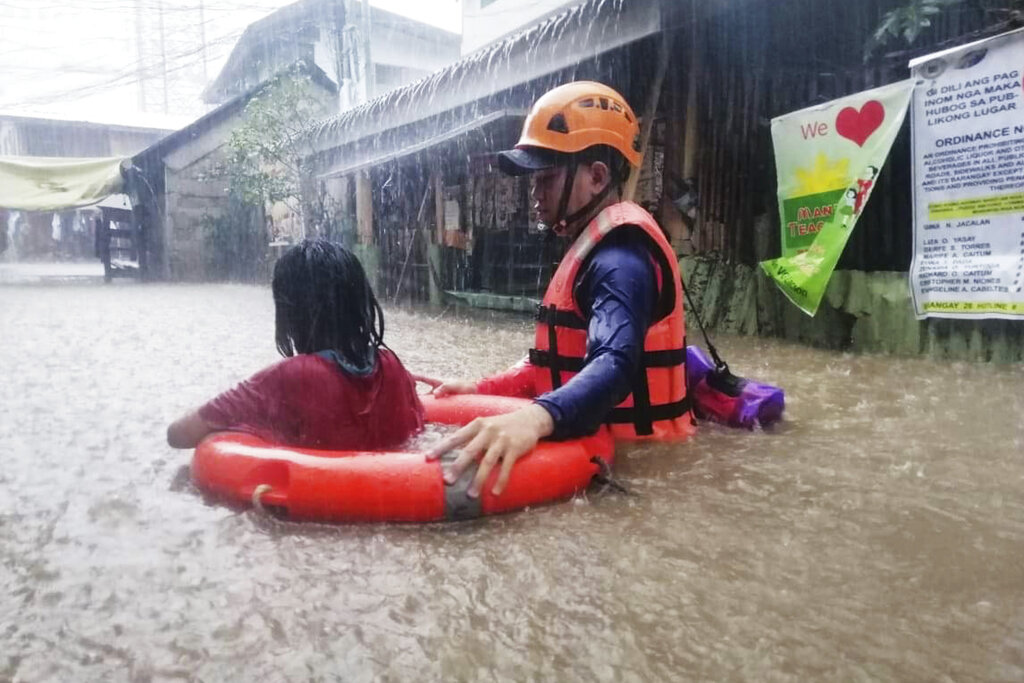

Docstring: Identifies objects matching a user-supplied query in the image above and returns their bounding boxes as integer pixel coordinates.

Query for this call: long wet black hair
[272,239,385,370]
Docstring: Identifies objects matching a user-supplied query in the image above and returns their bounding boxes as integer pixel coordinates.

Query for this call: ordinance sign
[909,28,1024,319]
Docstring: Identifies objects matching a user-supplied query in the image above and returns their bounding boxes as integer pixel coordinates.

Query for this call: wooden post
[433,169,444,244]
[428,168,444,305]
[133,206,148,280]
[333,174,353,241]
[99,215,112,282]
[506,183,515,295]
[682,1,700,181]
[624,32,672,202]
[393,182,433,303]
[356,170,373,245]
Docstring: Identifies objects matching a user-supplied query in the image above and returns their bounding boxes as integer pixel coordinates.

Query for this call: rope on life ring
[589,456,631,496]
[251,484,274,513]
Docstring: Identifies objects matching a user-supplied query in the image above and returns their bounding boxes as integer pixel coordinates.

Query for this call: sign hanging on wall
[762,80,914,316]
[908,28,1024,319]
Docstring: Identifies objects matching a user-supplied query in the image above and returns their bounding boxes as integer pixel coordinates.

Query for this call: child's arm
[167,409,217,449]
[167,358,287,449]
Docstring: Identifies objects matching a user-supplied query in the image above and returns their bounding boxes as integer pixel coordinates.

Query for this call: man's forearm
[534,347,635,439]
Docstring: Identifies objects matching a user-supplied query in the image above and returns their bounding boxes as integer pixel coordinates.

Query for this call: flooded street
[2,275,1023,682]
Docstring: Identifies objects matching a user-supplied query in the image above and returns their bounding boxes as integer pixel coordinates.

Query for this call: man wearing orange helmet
[422,82,693,499]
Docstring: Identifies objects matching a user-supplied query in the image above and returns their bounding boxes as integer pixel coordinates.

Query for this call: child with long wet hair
[168,239,423,450]
[273,239,384,368]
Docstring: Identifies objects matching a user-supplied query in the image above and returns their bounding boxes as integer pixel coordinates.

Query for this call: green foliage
[220,69,333,208]
[864,0,963,61]
[200,66,338,280]
[864,0,1024,62]
[200,197,266,281]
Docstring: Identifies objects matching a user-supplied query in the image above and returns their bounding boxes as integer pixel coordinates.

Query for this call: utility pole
[158,0,169,113]
[361,0,374,102]
[333,0,348,112]
[682,0,700,180]
[199,0,209,84]
[135,0,146,111]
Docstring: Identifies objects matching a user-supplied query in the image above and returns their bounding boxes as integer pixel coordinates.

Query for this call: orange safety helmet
[498,81,641,176]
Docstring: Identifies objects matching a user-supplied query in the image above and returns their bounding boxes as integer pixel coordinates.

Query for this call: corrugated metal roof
[307,0,663,160]
[320,108,526,177]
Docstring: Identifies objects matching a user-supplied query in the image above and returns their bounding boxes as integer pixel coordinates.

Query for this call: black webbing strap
[529,348,584,372]
[534,304,689,434]
[608,396,692,424]
[529,347,685,371]
[535,305,587,329]
[642,348,686,367]
[545,304,562,390]
[629,360,654,436]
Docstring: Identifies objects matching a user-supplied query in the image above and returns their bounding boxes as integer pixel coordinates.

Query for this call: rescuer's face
[530,162,611,236]
[531,166,567,230]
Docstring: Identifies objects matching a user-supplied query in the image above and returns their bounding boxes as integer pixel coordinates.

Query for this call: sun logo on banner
[794,153,850,195]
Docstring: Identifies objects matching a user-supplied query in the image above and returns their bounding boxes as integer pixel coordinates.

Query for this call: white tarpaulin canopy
[0,155,126,212]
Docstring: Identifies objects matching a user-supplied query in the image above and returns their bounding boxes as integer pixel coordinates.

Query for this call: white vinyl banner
[909,28,1024,319]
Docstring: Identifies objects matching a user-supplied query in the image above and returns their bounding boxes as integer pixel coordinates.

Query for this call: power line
[0,27,241,89]
[0,30,241,109]
[0,0,298,114]
[0,2,249,59]
[0,0,465,113]
[0,0,294,13]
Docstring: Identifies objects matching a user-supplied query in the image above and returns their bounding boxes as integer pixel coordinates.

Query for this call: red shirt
[199,348,424,450]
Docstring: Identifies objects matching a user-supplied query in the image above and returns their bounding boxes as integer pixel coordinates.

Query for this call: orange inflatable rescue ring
[191,394,614,523]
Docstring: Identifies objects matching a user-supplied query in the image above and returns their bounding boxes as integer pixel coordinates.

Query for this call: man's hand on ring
[425,405,554,498]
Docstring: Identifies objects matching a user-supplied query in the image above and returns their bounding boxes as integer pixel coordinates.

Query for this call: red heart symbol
[835,100,885,147]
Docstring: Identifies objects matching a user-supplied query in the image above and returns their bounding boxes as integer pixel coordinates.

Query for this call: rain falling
[2,0,1024,680]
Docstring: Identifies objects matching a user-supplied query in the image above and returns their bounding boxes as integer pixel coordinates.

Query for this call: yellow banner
[0,155,126,211]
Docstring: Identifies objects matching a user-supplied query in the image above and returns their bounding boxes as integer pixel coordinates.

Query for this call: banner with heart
[761,79,914,316]
[835,100,885,147]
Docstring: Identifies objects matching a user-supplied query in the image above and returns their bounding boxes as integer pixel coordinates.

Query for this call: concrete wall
[158,104,243,281]
[163,152,232,281]
[0,120,19,156]
[369,17,459,74]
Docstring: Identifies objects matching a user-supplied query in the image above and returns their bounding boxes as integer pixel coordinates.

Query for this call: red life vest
[530,201,695,441]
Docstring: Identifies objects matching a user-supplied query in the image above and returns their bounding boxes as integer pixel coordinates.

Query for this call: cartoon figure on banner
[838,188,858,229]
[855,165,879,214]
[838,165,879,229]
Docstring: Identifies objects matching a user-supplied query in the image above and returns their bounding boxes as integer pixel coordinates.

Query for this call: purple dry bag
[686,346,785,429]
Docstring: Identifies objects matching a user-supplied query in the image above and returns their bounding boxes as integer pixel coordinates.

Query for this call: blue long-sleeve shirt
[534,228,658,440]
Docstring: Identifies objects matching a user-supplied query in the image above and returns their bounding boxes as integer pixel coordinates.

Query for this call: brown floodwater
[2,271,1023,681]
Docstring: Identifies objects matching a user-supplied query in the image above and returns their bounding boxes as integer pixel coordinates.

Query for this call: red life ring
[190,394,615,523]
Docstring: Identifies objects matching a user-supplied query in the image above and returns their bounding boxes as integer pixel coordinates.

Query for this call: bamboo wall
[346,0,1019,302]
[676,0,1020,269]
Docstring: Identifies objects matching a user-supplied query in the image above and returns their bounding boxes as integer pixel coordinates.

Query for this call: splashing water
[1,278,1023,681]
